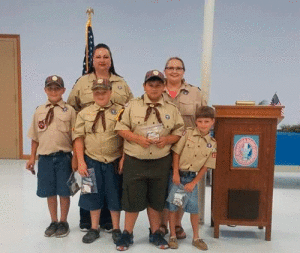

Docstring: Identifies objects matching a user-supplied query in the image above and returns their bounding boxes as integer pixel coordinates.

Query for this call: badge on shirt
[63,107,68,112]
[118,86,122,90]
[165,114,170,120]
[38,120,45,129]
[183,90,189,95]
[207,143,212,148]
[111,109,117,115]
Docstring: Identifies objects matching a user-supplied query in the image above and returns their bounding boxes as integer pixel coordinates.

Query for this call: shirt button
[198,145,200,147]
[138,121,140,124]
[195,155,197,157]
[150,152,152,155]
[190,164,192,166]
[153,112,155,114]
[153,122,155,124]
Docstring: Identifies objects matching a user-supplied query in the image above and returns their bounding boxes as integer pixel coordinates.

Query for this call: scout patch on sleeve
[212,147,217,158]
[38,120,45,129]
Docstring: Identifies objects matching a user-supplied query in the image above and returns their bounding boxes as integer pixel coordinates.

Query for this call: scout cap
[91,78,112,90]
[144,70,165,83]
[45,75,64,88]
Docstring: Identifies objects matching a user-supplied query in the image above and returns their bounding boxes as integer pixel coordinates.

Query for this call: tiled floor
[1,159,299,253]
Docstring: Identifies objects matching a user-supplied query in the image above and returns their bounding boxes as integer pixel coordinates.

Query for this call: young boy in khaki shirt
[73,78,123,245]
[26,75,76,238]
[167,106,217,250]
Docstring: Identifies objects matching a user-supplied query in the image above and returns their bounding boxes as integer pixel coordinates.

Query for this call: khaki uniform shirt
[115,94,184,160]
[172,128,217,172]
[27,100,76,155]
[162,82,207,128]
[73,101,123,163]
[67,73,133,111]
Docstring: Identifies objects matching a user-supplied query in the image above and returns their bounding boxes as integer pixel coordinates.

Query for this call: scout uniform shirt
[172,127,217,172]
[73,101,123,163]
[27,100,76,155]
[162,82,207,128]
[115,94,184,160]
[67,73,133,111]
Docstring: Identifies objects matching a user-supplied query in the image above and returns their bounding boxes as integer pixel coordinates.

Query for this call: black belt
[41,151,71,157]
[179,170,196,177]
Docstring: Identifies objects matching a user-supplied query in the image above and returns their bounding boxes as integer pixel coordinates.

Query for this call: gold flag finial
[86,8,94,26]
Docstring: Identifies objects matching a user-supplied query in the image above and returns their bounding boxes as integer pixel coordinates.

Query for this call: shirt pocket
[179,96,195,116]
[56,112,71,133]
[84,114,96,133]
[112,85,127,105]
[80,85,94,105]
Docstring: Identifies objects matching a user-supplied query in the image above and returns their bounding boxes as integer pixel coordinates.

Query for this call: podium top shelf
[213,105,284,120]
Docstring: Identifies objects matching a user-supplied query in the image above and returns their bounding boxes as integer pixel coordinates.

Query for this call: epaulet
[35,105,42,110]
[165,100,177,107]
[211,136,216,142]
[132,97,142,102]
[187,83,201,91]
[186,127,194,131]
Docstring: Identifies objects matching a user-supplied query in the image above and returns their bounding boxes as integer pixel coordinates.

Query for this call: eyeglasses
[165,67,184,72]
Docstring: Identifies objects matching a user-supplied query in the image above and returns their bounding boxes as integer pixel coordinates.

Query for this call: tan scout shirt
[172,128,217,172]
[67,73,133,111]
[163,82,207,128]
[115,94,184,160]
[27,100,76,155]
[73,102,123,163]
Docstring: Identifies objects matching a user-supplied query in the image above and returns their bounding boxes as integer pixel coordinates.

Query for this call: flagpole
[85,8,94,73]
[200,0,215,103]
[199,0,215,225]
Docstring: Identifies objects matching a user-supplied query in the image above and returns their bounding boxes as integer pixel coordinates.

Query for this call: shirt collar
[192,128,211,142]
[93,100,113,111]
[88,73,118,82]
[45,99,65,109]
[143,93,165,106]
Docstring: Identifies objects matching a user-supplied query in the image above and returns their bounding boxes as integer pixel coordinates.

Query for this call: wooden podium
[211,105,284,241]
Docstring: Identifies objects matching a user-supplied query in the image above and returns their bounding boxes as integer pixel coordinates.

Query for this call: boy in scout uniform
[26,75,76,238]
[73,78,123,244]
[115,70,184,251]
[167,106,216,250]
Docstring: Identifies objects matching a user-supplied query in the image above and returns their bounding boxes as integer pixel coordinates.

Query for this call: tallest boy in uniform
[115,70,184,251]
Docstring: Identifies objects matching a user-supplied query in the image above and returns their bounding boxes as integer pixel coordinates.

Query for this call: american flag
[270,93,284,116]
[82,25,94,75]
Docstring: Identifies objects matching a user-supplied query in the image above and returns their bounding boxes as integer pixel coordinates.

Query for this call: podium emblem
[233,135,259,168]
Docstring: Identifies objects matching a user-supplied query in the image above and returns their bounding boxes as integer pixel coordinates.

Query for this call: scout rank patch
[207,143,212,148]
[111,109,117,115]
[38,120,45,129]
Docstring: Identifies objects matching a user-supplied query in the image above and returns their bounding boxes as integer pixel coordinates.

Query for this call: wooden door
[0,35,22,159]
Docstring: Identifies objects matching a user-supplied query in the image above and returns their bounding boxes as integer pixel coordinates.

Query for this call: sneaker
[192,238,208,251]
[55,222,70,238]
[82,229,100,244]
[149,229,169,249]
[100,222,113,233]
[112,229,122,244]
[44,222,58,237]
[80,222,91,232]
[116,230,134,251]
[169,236,178,249]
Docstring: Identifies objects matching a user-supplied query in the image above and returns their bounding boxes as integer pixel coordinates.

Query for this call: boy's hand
[155,136,168,148]
[118,155,125,174]
[184,182,196,193]
[173,172,180,185]
[137,135,153,148]
[78,162,89,177]
[26,159,36,175]
[71,156,78,172]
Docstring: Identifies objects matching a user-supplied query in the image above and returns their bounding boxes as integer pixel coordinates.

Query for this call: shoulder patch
[198,87,202,91]
[165,100,177,107]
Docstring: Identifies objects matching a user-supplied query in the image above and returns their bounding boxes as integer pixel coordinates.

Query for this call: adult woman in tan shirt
[67,43,133,232]
[160,57,207,239]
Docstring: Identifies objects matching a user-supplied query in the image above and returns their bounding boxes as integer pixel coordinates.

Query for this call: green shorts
[122,154,172,212]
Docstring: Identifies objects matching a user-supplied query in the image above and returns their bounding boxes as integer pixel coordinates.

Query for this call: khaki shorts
[122,154,172,212]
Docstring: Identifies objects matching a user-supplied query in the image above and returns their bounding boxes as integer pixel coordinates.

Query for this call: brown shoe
[175,226,186,239]
[169,236,178,249]
[192,238,208,250]
[159,224,169,236]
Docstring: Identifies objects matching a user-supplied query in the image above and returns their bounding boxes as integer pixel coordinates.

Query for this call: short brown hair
[195,106,215,119]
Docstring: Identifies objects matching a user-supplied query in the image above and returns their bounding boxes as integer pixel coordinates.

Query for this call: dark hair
[195,106,215,119]
[164,57,186,71]
[88,43,120,77]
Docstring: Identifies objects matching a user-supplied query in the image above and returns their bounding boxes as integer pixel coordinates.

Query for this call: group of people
[26,43,217,251]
